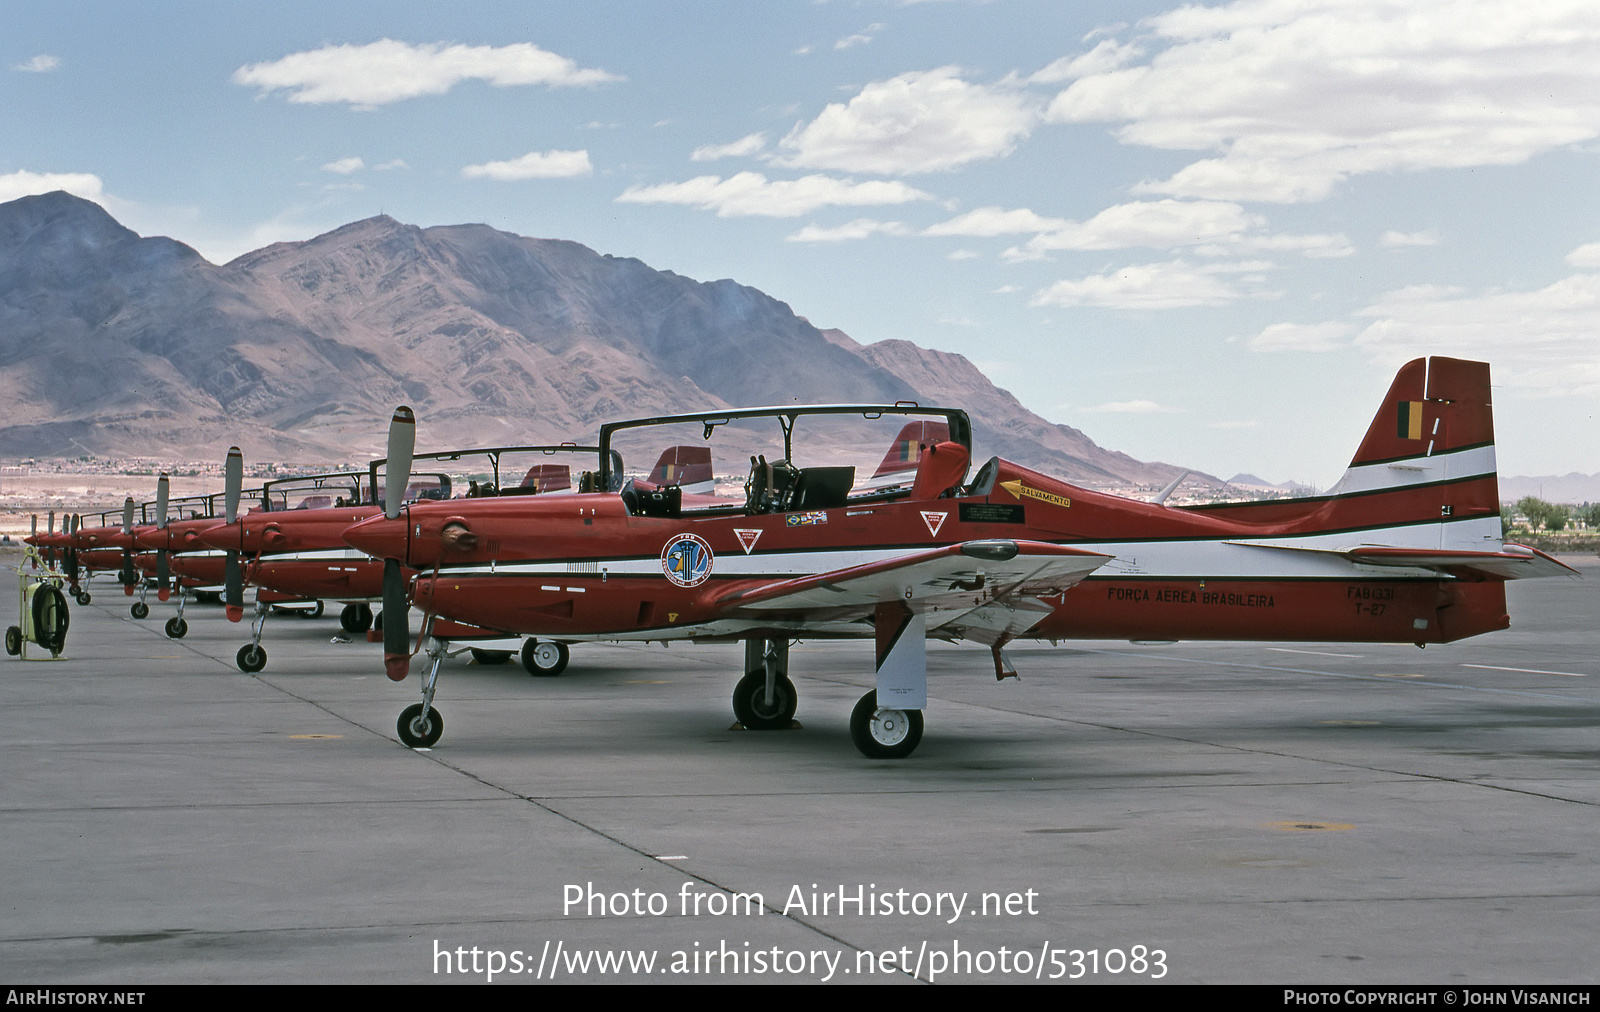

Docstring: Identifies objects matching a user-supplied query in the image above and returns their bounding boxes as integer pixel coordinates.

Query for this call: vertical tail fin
[1325,357,1500,550]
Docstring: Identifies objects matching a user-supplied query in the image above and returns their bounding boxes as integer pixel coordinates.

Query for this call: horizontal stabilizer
[1226,540,1578,580]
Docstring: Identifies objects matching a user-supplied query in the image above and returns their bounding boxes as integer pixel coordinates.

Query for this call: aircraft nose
[197,521,241,552]
[344,513,408,561]
[133,528,167,551]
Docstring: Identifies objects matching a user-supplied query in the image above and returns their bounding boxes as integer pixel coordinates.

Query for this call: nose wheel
[236,643,267,672]
[164,617,188,639]
[849,691,923,759]
[397,702,443,748]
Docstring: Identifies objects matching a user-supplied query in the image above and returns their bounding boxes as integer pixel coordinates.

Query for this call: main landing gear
[734,609,933,759]
[521,638,569,676]
[339,603,373,634]
[732,639,797,730]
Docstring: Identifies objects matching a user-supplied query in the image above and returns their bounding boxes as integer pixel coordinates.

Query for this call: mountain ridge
[0,191,1203,488]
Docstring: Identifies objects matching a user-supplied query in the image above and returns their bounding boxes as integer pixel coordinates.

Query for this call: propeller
[383,406,416,681]
[155,473,171,601]
[120,497,137,593]
[65,514,79,585]
[224,447,244,623]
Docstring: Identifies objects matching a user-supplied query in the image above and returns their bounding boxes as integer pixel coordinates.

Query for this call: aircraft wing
[1226,541,1579,580]
[714,539,1111,644]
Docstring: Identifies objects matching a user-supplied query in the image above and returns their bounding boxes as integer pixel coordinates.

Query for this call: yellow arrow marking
[1000,480,1071,508]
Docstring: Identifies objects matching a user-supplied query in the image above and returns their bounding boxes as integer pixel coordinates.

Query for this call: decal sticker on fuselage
[661,533,714,587]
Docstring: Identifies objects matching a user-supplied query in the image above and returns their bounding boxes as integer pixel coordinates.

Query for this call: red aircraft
[345,357,1573,759]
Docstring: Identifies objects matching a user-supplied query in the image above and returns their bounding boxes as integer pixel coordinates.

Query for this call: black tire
[32,585,69,654]
[397,703,443,748]
[732,669,798,730]
[339,604,373,633]
[304,600,324,619]
[849,690,923,759]
[236,643,267,673]
[521,639,569,677]
[5,626,20,656]
[165,617,188,639]
[75,591,91,606]
[130,601,149,620]
[470,648,513,665]
[373,609,384,632]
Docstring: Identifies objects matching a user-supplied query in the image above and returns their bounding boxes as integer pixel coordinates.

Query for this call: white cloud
[1246,321,1355,353]
[786,219,910,242]
[1353,273,1600,396]
[372,159,409,171]
[14,54,60,73]
[0,170,104,203]
[1031,259,1276,309]
[615,172,932,217]
[321,157,364,175]
[1044,2,1600,203]
[232,39,620,108]
[924,206,1068,237]
[1082,399,1184,414]
[947,249,980,260]
[690,133,767,162]
[1009,199,1262,258]
[1381,230,1439,248]
[777,67,1036,175]
[1030,40,1142,84]
[836,24,886,50]
[1565,242,1600,268]
[461,149,593,181]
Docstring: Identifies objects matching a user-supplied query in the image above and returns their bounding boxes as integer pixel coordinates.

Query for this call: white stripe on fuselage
[432,517,1501,583]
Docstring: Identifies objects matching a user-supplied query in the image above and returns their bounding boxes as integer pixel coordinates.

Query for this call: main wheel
[521,639,569,677]
[339,604,373,633]
[304,600,324,619]
[732,669,798,730]
[4,626,20,656]
[849,690,923,759]
[236,643,267,673]
[130,601,149,620]
[471,648,513,665]
[165,616,188,639]
[397,703,443,748]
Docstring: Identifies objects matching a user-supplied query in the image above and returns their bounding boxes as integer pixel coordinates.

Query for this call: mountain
[0,191,1200,487]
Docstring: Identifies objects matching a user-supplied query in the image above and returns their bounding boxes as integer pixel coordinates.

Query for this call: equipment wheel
[521,639,569,677]
[732,669,797,730]
[32,586,69,654]
[339,604,372,633]
[165,617,188,639]
[130,602,149,620]
[471,648,513,665]
[849,690,923,759]
[76,591,91,605]
[398,703,443,748]
[5,626,20,656]
[236,644,267,673]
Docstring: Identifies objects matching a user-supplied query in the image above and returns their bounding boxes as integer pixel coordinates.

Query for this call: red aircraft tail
[648,445,714,492]
[871,421,951,480]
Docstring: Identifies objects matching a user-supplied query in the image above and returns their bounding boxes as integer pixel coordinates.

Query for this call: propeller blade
[385,406,415,521]
[382,558,411,681]
[155,473,171,595]
[120,497,136,590]
[225,553,243,622]
[224,447,243,524]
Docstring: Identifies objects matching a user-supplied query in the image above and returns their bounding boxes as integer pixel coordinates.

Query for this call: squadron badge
[661,533,714,587]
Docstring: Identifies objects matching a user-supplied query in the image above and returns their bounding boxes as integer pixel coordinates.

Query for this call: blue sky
[5,0,1598,487]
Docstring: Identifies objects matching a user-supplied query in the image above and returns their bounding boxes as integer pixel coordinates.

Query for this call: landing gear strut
[397,635,448,748]
[235,599,269,672]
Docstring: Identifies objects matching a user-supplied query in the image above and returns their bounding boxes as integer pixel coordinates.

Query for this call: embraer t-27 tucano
[344,357,1574,759]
